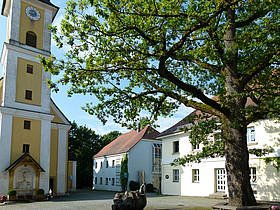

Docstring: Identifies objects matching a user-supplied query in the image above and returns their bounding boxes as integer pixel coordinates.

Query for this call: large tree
[43,0,280,206]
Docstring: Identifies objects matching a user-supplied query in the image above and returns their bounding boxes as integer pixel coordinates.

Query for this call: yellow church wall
[50,128,58,193]
[19,1,44,49]
[50,107,64,124]
[67,161,73,190]
[16,57,42,106]
[10,117,41,164]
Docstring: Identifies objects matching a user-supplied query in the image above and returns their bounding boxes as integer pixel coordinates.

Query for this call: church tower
[0,0,75,197]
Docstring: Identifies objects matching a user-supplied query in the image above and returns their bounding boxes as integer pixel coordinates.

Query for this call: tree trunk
[222,6,257,207]
[222,119,257,206]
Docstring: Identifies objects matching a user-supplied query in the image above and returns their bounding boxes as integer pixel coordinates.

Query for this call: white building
[159,110,280,201]
[93,125,162,192]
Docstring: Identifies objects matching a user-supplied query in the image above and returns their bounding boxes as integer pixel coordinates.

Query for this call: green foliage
[43,0,280,205]
[36,189,44,195]
[68,121,121,188]
[120,154,128,191]
[264,157,280,172]
[7,189,16,196]
[129,180,140,191]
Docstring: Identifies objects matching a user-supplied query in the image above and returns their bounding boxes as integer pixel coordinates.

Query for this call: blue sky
[0,1,193,135]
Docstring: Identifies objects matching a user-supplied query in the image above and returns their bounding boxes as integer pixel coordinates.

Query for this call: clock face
[25,6,40,21]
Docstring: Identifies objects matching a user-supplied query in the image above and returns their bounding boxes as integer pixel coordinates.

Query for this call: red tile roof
[94,125,160,158]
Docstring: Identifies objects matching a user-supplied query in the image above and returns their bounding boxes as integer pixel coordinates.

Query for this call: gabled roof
[50,98,71,125]
[5,152,45,172]
[94,125,160,158]
[158,110,201,137]
[159,97,258,138]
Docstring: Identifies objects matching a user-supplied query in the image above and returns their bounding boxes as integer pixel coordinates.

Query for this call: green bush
[7,189,16,196]
[129,180,140,191]
[36,189,44,195]
[146,183,154,193]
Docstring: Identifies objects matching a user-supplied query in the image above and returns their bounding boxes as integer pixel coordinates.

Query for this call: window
[112,160,115,168]
[100,177,102,185]
[192,144,200,150]
[23,144,30,153]
[95,162,97,169]
[152,143,162,173]
[26,31,37,48]
[249,167,257,184]
[173,141,179,153]
[95,177,97,184]
[25,90,32,100]
[106,160,109,168]
[192,169,199,183]
[247,127,255,143]
[105,178,108,185]
[112,178,115,186]
[27,64,33,74]
[173,169,179,182]
[24,120,31,129]
[100,162,103,168]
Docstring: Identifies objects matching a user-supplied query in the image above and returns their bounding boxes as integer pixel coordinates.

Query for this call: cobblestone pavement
[0,190,225,210]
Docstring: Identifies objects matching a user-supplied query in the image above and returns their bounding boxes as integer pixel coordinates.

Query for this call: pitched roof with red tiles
[94,125,160,158]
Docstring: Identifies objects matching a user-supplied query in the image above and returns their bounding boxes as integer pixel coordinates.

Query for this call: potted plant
[36,189,45,200]
[7,189,16,201]
[0,195,7,203]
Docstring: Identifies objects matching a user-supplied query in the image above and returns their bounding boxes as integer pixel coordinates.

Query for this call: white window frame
[173,169,179,182]
[249,167,257,184]
[152,143,162,173]
[247,127,255,143]
[173,141,179,154]
[192,144,200,151]
[192,169,199,183]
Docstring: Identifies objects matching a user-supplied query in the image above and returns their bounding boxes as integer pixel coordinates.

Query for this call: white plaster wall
[161,164,181,195]
[56,126,67,194]
[93,154,123,192]
[10,0,21,42]
[39,119,52,193]
[0,113,13,195]
[128,140,156,187]
[72,161,77,190]
[161,119,280,200]
[43,9,52,52]
[1,44,51,113]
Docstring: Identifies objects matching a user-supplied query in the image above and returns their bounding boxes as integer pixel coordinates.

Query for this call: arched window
[26,31,37,48]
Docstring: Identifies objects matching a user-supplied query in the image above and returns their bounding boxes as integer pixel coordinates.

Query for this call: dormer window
[26,31,37,48]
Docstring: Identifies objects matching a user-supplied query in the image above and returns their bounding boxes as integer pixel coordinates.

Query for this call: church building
[0,0,76,197]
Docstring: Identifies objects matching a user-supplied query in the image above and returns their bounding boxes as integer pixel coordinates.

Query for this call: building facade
[93,126,162,192]
[0,0,75,197]
[159,112,280,201]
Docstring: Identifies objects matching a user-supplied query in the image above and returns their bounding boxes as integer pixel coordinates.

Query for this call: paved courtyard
[0,190,225,210]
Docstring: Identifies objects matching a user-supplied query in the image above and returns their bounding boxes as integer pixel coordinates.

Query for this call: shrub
[36,189,44,195]
[7,189,16,196]
[129,180,140,191]
[146,183,154,193]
